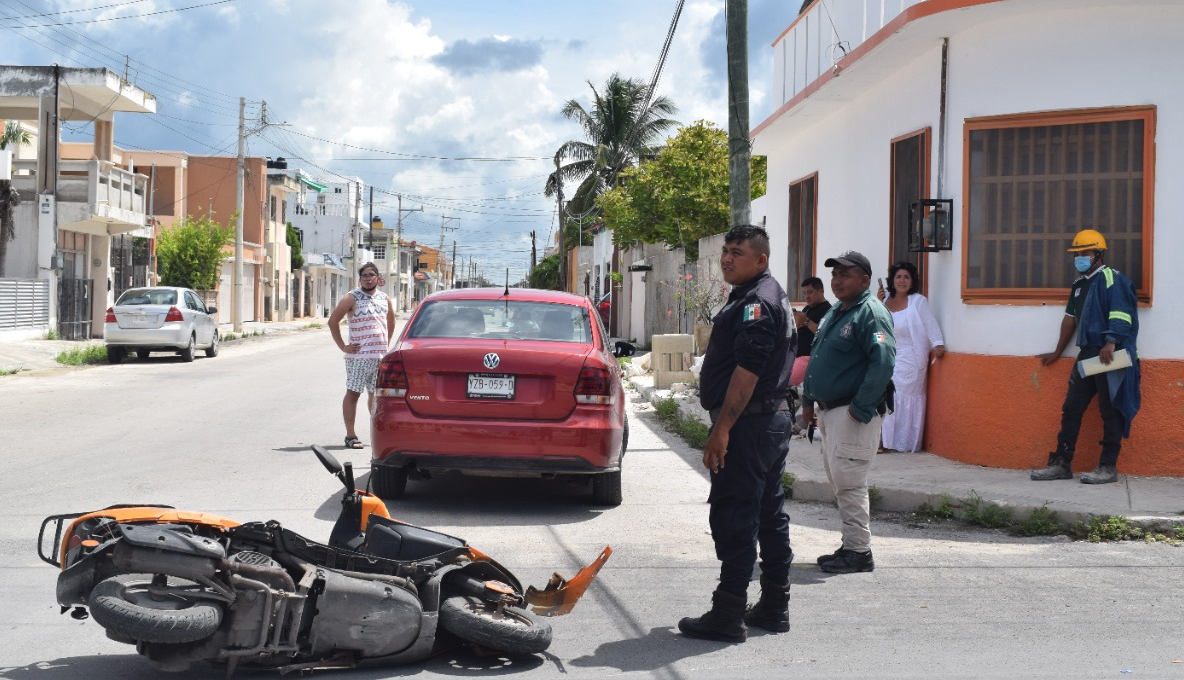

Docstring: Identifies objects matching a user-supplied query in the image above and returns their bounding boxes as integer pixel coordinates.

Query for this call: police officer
[801,251,895,574]
[678,225,795,643]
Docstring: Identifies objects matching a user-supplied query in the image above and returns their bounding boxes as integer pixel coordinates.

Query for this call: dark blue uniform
[698,269,796,595]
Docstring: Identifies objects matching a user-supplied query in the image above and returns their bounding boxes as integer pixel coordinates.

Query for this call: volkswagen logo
[483,353,500,369]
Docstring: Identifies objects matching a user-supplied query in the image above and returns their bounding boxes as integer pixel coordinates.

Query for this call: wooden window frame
[889,128,932,295]
[787,172,819,301]
[961,106,1155,303]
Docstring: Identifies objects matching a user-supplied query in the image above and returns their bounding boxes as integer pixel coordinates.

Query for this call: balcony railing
[772,0,926,110]
[9,158,148,225]
[293,202,350,218]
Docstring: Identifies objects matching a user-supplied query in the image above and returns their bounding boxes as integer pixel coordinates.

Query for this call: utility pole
[436,216,458,292]
[530,230,537,276]
[352,180,362,288]
[726,0,751,227]
[394,195,423,311]
[450,241,457,288]
[554,154,566,292]
[233,96,245,332]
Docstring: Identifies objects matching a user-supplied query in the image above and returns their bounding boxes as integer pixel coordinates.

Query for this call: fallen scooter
[37,445,611,674]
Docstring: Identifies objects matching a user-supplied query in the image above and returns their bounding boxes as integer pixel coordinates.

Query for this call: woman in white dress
[879,262,945,452]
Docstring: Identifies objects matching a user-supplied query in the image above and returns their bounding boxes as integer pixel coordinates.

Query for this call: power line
[0,0,238,28]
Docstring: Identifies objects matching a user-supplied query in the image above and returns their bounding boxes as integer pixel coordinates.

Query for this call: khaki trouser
[818,407,883,552]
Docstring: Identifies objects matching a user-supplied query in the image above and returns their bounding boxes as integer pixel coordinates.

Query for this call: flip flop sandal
[344,435,364,449]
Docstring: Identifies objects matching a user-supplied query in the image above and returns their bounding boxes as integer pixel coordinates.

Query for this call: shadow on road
[567,625,722,673]
[308,469,604,528]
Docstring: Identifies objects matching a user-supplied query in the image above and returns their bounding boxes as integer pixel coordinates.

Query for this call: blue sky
[0,0,795,281]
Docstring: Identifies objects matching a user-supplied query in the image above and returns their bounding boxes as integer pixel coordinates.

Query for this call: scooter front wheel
[89,573,223,644]
[439,595,552,656]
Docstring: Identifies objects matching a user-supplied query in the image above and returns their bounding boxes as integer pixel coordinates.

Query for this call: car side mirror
[612,341,636,358]
[206,306,218,315]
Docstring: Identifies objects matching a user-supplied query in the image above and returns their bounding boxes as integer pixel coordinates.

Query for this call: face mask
[1074,255,1093,273]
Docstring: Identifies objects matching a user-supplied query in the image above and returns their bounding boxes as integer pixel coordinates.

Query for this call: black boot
[743,575,790,632]
[678,589,748,643]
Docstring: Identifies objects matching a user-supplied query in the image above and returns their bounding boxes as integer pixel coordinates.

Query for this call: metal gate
[58,277,93,340]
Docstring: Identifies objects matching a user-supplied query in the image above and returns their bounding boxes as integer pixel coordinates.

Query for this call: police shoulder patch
[742,303,762,322]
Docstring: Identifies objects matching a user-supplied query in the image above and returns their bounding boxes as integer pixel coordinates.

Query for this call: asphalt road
[1,329,1182,679]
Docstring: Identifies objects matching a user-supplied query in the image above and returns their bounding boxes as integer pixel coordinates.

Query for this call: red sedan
[370,288,635,505]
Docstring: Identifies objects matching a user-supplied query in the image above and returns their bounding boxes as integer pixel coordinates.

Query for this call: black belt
[815,395,853,411]
[709,398,790,423]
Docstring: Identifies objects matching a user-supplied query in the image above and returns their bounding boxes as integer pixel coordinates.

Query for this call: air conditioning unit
[316,194,327,204]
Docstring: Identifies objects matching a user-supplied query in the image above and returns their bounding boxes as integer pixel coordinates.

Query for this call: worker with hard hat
[1031,229,1140,485]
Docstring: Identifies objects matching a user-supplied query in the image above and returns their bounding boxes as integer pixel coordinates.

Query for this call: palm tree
[0,121,33,150]
[545,74,678,217]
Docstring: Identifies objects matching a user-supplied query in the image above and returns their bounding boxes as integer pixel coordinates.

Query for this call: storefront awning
[414,271,433,281]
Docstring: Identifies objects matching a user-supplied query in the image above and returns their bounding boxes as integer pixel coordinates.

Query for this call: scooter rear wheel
[89,573,222,644]
[439,595,552,656]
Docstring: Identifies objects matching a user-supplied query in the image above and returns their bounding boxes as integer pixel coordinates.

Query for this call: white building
[753,0,1182,476]
[1,66,154,340]
[285,172,371,315]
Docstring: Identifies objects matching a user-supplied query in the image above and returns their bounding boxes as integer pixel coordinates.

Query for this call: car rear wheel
[135,349,151,359]
[591,416,627,506]
[373,463,408,499]
[106,346,124,364]
[205,331,219,358]
[179,335,195,363]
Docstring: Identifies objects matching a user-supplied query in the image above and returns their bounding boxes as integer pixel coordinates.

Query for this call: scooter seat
[364,515,467,562]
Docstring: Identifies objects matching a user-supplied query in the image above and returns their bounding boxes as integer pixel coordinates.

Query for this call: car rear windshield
[408,300,593,343]
[116,288,177,306]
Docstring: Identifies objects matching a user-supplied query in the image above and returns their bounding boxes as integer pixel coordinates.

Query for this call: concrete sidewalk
[629,374,1184,528]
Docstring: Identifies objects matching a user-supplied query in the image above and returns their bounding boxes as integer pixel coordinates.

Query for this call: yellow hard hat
[1067,229,1107,252]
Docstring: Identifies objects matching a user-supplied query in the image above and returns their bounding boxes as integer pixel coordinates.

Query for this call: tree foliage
[156,214,234,290]
[286,222,304,270]
[528,253,561,290]
[597,121,767,261]
[545,73,679,216]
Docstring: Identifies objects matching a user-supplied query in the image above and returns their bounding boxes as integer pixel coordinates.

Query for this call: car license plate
[133,314,147,324]
[467,373,515,400]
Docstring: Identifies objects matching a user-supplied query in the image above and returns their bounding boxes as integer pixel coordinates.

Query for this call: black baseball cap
[824,251,872,276]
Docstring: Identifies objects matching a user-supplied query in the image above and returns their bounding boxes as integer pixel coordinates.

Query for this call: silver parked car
[104,286,219,364]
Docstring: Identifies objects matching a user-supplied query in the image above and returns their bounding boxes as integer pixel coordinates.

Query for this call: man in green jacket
[801,251,896,574]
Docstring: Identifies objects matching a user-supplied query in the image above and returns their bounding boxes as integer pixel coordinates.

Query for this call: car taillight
[164,306,184,322]
[105,307,115,323]
[575,366,614,405]
[376,352,408,397]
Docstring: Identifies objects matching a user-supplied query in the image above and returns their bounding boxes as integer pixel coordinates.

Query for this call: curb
[627,374,1184,531]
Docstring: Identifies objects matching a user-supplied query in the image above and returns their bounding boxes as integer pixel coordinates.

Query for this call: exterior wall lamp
[908,198,953,252]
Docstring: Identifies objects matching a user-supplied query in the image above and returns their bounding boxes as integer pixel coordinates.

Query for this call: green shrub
[961,490,1013,528]
[1012,503,1062,537]
[54,345,108,365]
[780,472,795,498]
[43,329,60,340]
[868,485,882,510]
[303,321,323,329]
[915,493,957,520]
[677,418,710,449]
[1070,515,1142,542]
[0,367,23,376]
[654,397,680,427]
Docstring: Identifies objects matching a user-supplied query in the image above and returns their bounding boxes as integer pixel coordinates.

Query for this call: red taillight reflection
[376,352,408,397]
[575,366,613,404]
[164,307,184,322]
[105,307,115,323]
